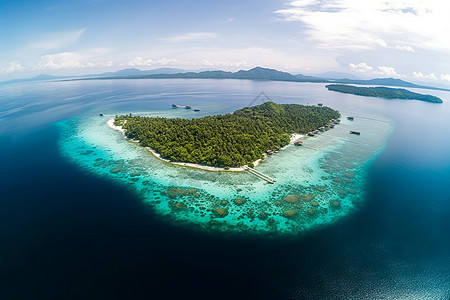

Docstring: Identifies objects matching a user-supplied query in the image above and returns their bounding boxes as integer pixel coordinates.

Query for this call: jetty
[172,104,200,111]
[244,166,276,184]
[99,113,113,119]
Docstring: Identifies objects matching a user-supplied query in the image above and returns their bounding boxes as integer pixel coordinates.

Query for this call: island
[112,102,340,169]
[325,84,443,103]
[50,67,449,92]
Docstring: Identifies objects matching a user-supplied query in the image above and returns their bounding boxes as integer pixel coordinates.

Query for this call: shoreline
[106,118,245,172]
[107,118,126,133]
[290,133,304,143]
[106,117,304,172]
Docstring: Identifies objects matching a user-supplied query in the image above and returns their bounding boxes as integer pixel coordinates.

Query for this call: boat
[350,130,361,135]
[99,113,104,116]
[194,108,200,112]
[185,105,192,109]
[172,104,178,108]
[318,103,323,107]
[294,141,303,146]
[347,116,354,121]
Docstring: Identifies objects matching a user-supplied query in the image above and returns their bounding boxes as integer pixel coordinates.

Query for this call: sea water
[1,78,449,299]
[57,80,393,234]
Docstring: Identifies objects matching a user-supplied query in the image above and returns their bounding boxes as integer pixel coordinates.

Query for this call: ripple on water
[58,112,393,235]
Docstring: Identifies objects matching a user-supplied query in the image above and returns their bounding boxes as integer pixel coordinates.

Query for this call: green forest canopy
[326,84,443,103]
[114,102,340,168]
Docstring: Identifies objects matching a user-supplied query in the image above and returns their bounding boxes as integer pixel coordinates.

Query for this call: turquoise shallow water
[59,107,393,234]
[2,79,449,298]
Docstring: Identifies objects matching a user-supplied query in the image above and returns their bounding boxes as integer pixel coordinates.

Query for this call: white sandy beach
[107,118,245,172]
[107,118,126,133]
[290,133,305,143]
[107,118,304,172]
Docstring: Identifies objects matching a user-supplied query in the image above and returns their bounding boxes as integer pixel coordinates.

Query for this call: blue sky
[1,0,450,86]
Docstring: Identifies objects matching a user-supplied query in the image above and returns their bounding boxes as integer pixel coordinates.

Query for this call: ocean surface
[0,79,449,299]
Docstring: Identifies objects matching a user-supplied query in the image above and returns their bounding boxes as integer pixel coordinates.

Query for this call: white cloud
[33,48,113,71]
[35,52,84,70]
[374,39,388,48]
[123,56,248,69]
[440,74,450,82]
[115,45,337,74]
[173,46,338,71]
[413,72,437,80]
[275,1,450,52]
[199,60,248,68]
[374,66,403,78]
[155,58,181,66]
[29,28,86,51]
[395,45,415,52]
[349,62,373,73]
[160,32,219,43]
[349,62,404,78]
[2,61,25,73]
[126,57,153,67]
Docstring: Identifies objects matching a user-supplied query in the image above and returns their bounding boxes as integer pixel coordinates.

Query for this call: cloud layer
[1,1,449,86]
[160,32,219,43]
[29,28,87,51]
[276,0,450,52]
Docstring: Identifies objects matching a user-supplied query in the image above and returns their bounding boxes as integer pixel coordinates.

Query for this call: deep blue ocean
[0,79,449,299]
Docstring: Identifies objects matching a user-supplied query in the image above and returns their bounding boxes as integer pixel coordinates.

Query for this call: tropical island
[326,84,443,103]
[112,102,340,169]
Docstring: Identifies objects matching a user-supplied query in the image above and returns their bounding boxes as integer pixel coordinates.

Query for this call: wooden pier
[99,113,113,119]
[244,166,276,184]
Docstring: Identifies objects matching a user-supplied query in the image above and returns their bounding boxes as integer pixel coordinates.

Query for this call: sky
[1,0,450,86]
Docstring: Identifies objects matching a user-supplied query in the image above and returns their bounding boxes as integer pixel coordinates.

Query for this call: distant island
[70,67,449,92]
[326,84,443,103]
[112,102,340,169]
[4,66,449,92]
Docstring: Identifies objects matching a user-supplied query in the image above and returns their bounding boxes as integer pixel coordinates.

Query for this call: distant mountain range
[2,66,449,92]
[96,67,186,77]
[311,71,361,80]
[0,67,185,85]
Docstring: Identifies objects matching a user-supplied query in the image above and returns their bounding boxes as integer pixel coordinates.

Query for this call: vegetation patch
[326,84,443,103]
[115,102,340,167]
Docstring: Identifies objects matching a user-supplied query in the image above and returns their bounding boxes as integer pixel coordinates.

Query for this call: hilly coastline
[77,66,447,90]
[3,67,449,93]
[326,84,443,103]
